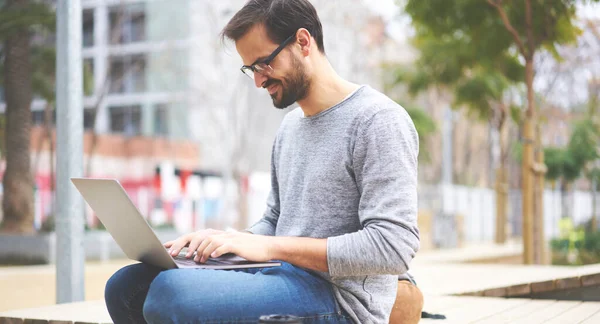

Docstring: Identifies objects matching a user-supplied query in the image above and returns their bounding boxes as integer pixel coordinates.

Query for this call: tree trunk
[1,0,35,234]
[522,57,535,264]
[534,122,546,264]
[560,180,569,219]
[592,178,597,231]
[495,118,509,244]
[495,166,508,244]
[493,103,508,244]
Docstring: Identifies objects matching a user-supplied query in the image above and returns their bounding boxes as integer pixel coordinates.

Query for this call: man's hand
[164,230,274,263]
[163,228,225,258]
[165,230,329,272]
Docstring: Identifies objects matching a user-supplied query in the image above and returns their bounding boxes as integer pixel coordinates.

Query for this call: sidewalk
[2,243,600,323]
[0,260,132,312]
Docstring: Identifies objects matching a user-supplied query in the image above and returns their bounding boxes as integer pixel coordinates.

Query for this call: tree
[404,0,594,264]
[0,0,54,233]
[0,2,93,231]
[389,18,523,243]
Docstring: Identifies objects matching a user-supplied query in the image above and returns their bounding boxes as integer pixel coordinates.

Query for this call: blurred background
[0,0,599,271]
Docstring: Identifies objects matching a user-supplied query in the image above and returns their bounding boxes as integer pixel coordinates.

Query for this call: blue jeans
[105,262,352,324]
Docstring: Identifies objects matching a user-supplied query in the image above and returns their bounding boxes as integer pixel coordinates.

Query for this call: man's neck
[297,59,360,117]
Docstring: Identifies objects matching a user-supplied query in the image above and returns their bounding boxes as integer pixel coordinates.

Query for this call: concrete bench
[0,300,112,324]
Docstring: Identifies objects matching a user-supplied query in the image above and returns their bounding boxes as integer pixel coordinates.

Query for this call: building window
[110,105,142,136]
[109,54,146,94]
[31,109,56,126]
[154,104,169,136]
[83,58,94,96]
[84,109,96,130]
[83,9,94,47]
[109,4,146,44]
[32,110,45,126]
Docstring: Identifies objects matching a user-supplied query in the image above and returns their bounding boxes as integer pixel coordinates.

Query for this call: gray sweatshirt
[247,85,420,323]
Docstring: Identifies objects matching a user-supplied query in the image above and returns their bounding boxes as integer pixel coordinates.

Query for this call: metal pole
[56,0,85,303]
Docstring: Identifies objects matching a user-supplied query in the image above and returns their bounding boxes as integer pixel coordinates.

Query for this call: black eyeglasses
[240,34,296,79]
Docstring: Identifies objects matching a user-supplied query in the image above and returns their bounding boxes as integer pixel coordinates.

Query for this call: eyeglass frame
[240,33,297,79]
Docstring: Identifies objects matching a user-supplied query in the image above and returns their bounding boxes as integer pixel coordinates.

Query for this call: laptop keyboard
[170,247,252,267]
[173,255,245,266]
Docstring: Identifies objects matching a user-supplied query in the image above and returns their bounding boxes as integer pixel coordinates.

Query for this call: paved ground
[0,260,132,312]
[2,242,600,323]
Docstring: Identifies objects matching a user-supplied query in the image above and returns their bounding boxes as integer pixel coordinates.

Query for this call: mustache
[263,79,280,89]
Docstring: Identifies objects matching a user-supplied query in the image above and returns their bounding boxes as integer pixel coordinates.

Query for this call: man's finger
[186,234,206,258]
[194,236,214,262]
[169,238,190,256]
[210,244,232,259]
[199,240,221,263]
[163,241,174,248]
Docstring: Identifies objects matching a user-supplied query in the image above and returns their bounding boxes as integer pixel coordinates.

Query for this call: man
[104,0,420,323]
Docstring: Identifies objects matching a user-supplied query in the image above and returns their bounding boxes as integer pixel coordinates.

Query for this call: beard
[265,54,311,109]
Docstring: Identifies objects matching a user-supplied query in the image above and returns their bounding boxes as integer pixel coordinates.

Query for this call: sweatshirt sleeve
[246,139,280,236]
[327,107,420,277]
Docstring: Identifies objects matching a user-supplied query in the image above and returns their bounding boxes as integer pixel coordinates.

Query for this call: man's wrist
[268,236,284,261]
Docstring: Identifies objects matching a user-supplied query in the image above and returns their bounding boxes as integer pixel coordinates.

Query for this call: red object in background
[180,170,192,193]
[153,173,161,194]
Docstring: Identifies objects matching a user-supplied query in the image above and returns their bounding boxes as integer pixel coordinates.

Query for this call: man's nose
[254,72,268,88]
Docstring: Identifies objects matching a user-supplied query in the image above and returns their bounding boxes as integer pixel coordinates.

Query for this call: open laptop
[71,178,281,270]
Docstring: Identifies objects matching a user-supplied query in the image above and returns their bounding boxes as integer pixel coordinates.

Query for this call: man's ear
[295,28,312,57]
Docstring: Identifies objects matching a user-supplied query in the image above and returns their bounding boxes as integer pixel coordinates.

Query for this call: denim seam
[123,282,150,323]
[298,312,351,318]
[201,312,350,324]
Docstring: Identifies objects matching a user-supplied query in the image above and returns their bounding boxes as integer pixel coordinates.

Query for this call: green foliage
[405,0,582,59]
[30,45,56,102]
[551,218,600,265]
[535,117,599,184]
[542,146,582,182]
[544,147,565,181]
[397,1,535,127]
[401,0,591,135]
[0,3,55,40]
[589,168,600,190]
[404,105,437,163]
[0,2,93,105]
[568,119,599,167]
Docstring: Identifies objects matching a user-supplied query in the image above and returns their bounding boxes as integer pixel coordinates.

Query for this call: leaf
[0,3,56,40]
[83,60,94,96]
[510,104,524,124]
[544,147,566,181]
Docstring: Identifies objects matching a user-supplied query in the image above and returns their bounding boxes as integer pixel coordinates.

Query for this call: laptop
[71,178,281,270]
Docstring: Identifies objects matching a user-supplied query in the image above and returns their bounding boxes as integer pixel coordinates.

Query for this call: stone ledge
[0,301,111,324]
[458,273,600,299]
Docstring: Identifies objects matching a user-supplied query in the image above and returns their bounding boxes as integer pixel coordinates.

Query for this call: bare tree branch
[486,0,528,58]
[524,0,535,60]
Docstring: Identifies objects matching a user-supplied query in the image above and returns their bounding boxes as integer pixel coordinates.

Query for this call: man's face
[236,25,310,109]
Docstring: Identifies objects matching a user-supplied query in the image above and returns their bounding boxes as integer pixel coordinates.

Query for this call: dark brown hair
[221,0,325,54]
